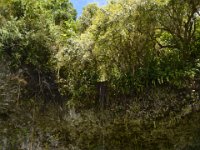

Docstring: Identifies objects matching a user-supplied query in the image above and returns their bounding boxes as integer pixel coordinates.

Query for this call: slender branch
[155,39,177,49]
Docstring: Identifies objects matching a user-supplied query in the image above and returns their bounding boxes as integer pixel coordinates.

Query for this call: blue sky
[70,0,107,17]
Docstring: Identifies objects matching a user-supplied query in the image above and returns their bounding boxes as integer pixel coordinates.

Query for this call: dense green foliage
[0,0,77,103]
[0,0,200,149]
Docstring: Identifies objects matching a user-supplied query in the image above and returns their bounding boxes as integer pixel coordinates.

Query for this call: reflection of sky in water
[70,0,107,17]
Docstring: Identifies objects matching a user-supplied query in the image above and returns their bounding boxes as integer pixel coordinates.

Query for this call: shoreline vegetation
[0,0,200,149]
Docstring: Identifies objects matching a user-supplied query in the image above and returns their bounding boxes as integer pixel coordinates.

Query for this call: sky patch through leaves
[70,0,107,17]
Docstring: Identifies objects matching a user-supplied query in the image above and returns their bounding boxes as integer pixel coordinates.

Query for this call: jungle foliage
[0,0,200,149]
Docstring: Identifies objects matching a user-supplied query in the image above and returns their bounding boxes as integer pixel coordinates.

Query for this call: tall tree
[78,3,99,33]
[0,0,77,103]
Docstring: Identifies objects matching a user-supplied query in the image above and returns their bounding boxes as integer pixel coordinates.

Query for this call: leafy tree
[45,0,77,25]
[72,0,200,98]
[0,0,77,103]
[145,0,200,87]
[78,3,99,33]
